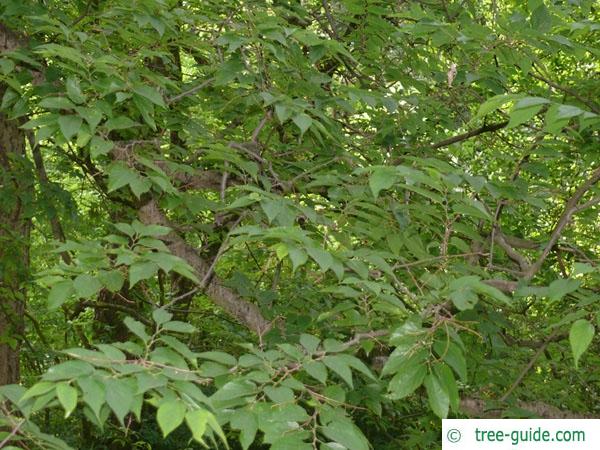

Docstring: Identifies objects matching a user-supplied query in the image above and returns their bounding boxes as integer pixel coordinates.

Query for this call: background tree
[0,22,31,387]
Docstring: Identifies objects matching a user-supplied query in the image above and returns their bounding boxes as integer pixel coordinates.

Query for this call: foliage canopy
[0,0,599,448]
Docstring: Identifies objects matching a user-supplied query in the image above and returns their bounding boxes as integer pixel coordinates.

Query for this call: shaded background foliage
[0,0,599,449]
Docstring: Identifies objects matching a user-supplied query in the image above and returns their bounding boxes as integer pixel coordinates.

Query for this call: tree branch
[482,279,518,293]
[138,200,271,335]
[530,70,600,115]
[500,329,559,402]
[431,121,508,149]
[525,166,600,280]
[28,134,71,264]
[461,397,596,419]
[493,233,530,272]
[167,77,214,104]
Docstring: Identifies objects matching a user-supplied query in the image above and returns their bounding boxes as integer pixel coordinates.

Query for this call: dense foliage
[0,0,599,448]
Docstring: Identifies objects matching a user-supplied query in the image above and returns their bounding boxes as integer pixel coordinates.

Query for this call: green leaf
[544,104,571,134]
[304,360,328,384]
[389,318,423,346]
[287,246,308,272]
[531,4,553,31]
[186,409,209,444]
[157,399,187,437]
[548,278,580,301]
[133,84,166,107]
[211,381,256,407]
[152,308,173,325]
[21,381,56,401]
[98,270,125,293]
[215,56,244,85]
[105,116,138,131]
[48,280,75,309]
[323,355,353,388]
[129,176,152,198]
[424,373,449,418]
[206,411,229,448]
[123,317,150,342]
[449,285,478,311]
[323,339,346,353]
[275,104,292,123]
[382,347,427,377]
[557,104,585,119]
[44,360,93,381]
[163,320,196,333]
[507,104,544,128]
[197,351,236,366]
[73,274,102,298]
[292,113,312,134]
[77,107,103,132]
[370,166,397,198]
[56,383,78,418]
[433,341,467,382]
[261,198,285,224]
[338,354,376,380]
[89,136,113,157]
[104,378,135,425]
[388,363,426,400]
[320,418,369,450]
[230,409,257,450]
[306,247,333,272]
[129,261,159,287]
[133,94,156,129]
[433,363,459,412]
[77,376,105,420]
[472,280,512,305]
[474,94,521,120]
[264,386,295,403]
[514,97,550,108]
[107,163,138,193]
[300,334,320,353]
[573,263,594,275]
[449,275,511,310]
[569,319,595,369]
[58,115,83,140]
[66,77,86,104]
[39,96,75,110]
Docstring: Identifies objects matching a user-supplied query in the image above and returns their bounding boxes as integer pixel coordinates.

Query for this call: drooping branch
[138,200,271,335]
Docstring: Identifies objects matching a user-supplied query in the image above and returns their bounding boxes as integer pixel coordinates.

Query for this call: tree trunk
[0,22,31,386]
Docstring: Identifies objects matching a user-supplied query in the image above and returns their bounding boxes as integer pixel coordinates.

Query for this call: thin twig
[167,77,214,104]
[530,69,600,115]
[500,329,559,402]
[392,251,489,270]
[574,196,600,213]
[431,121,508,149]
[251,111,271,143]
[525,166,600,280]
[321,0,339,39]
[0,418,24,448]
